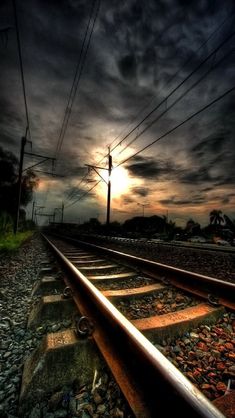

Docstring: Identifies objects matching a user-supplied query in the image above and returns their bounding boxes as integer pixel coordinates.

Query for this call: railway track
[20,233,235,418]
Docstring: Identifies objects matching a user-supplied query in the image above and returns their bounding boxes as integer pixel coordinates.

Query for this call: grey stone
[54,409,68,418]
[29,405,41,418]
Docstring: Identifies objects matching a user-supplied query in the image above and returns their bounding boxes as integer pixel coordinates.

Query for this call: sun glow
[99,166,131,199]
[111,166,130,198]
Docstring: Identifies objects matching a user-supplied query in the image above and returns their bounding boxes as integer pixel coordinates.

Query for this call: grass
[0,231,34,252]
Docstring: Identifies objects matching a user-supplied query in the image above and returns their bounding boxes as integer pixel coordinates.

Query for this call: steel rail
[50,233,235,302]
[103,236,235,254]
[43,234,225,418]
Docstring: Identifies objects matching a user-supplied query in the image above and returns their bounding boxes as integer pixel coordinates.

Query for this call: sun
[111,166,130,198]
[98,166,130,200]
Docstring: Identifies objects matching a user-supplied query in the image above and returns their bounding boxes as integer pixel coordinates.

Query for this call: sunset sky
[0,0,235,226]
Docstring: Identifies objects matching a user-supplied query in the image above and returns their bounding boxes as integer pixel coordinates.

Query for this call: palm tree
[209,210,224,225]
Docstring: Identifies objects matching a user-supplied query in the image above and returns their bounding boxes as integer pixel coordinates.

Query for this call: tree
[209,210,224,225]
[0,146,38,218]
[185,218,201,235]
[223,214,235,232]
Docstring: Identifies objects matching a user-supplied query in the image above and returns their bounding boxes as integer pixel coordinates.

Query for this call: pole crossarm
[85,164,109,170]
[22,157,50,172]
[35,213,54,217]
[32,170,64,177]
[24,152,56,160]
[85,164,108,185]
[85,149,112,226]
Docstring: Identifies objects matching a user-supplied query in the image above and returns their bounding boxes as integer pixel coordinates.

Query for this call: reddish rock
[216,382,227,392]
[217,362,226,371]
[197,342,208,351]
[225,342,234,350]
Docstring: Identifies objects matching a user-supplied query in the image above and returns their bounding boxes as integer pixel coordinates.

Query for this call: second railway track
[20,233,235,418]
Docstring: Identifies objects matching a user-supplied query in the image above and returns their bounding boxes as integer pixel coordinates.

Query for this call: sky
[0,0,235,226]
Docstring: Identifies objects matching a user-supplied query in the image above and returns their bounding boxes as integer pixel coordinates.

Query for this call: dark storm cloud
[127,156,160,178]
[190,134,225,158]
[121,195,135,205]
[126,155,178,179]
[179,168,214,184]
[118,54,137,79]
[131,187,150,197]
[160,194,207,206]
[0,98,23,130]
[186,104,235,187]
[0,131,19,149]
[56,149,87,179]
[1,0,234,220]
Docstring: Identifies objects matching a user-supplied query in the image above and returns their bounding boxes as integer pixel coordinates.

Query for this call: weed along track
[18,233,235,417]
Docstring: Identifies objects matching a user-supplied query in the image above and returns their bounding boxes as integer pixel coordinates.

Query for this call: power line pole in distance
[85,148,113,226]
[14,136,27,234]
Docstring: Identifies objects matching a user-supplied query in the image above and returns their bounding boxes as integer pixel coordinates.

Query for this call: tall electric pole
[61,201,64,223]
[31,200,35,222]
[85,147,113,227]
[14,136,26,234]
[14,142,56,234]
[106,150,112,226]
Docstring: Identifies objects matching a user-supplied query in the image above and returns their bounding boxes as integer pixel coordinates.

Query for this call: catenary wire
[64,172,91,202]
[114,46,234,161]
[65,179,102,209]
[114,85,235,169]
[44,1,100,209]
[63,23,234,209]
[82,11,235,170]
[112,30,235,159]
[55,0,100,159]
[12,0,31,140]
[55,0,97,158]
[108,11,234,154]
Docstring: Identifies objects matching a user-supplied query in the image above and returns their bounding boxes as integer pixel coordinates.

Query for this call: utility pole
[106,150,112,226]
[61,202,64,223]
[14,136,26,234]
[31,200,35,222]
[137,203,149,217]
[33,205,45,224]
[85,147,113,227]
[14,143,56,234]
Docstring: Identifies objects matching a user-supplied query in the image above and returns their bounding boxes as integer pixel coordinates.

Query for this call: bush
[0,231,33,252]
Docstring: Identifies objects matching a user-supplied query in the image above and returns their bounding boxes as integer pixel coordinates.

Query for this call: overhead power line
[44,0,100,211]
[64,171,91,202]
[12,0,31,140]
[55,0,100,159]
[115,85,235,169]
[115,47,234,162]
[71,10,234,179]
[65,179,102,209]
[112,30,235,160]
[108,12,234,155]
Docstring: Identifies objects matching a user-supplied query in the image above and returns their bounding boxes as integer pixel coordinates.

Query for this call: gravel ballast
[0,234,49,417]
[0,234,134,418]
[92,238,235,283]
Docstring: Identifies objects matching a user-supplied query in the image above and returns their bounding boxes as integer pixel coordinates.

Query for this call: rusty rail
[43,234,226,418]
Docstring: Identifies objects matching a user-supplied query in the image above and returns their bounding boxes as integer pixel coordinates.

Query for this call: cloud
[131,186,150,197]
[126,155,178,179]
[1,0,234,222]
[118,54,137,79]
[179,168,214,184]
[120,195,135,205]
[159,194,207,206]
